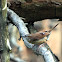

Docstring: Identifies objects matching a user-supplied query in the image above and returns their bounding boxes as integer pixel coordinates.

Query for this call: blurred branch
[7,8,59,62]
[8,24,22,51]
[10,53,26,62]
[9,1,62,23]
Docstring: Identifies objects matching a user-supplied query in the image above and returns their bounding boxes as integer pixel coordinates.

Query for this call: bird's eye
[45,31,48,32]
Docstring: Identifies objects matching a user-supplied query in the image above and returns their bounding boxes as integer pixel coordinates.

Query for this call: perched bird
[20,23,59,45]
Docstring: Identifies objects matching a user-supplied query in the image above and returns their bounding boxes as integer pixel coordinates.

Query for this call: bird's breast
[29,37,47,45]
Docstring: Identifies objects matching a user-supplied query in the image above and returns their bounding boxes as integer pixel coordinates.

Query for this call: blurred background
[8,19,61,62]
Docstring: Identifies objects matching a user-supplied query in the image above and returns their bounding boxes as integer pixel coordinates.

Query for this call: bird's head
[39,30,51,41]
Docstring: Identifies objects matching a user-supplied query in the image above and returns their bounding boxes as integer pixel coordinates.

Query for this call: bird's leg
[32,44,45,55]
[36,40,48,53]
[32,44,40,55]
[39,43,46,48]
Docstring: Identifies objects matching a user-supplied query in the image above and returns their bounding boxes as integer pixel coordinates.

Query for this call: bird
[20,23,59,45]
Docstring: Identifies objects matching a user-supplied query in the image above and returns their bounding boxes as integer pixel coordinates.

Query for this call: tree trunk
[9,1,62,23]
[0,0,10,62]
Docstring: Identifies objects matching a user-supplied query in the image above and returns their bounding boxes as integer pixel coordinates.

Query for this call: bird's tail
[49,23,59,32]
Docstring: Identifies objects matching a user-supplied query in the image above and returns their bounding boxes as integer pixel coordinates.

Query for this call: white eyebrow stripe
[2,0,7,10]
[40,32,45,35]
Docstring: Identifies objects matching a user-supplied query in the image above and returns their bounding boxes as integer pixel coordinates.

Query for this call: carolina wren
[21,23,59,45]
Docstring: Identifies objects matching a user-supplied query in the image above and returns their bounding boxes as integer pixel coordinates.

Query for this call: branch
[7,8,33,48]
[10,53,26,62]
[7,8,59,62]
[8,24,22,51]
[9,1,62,23]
